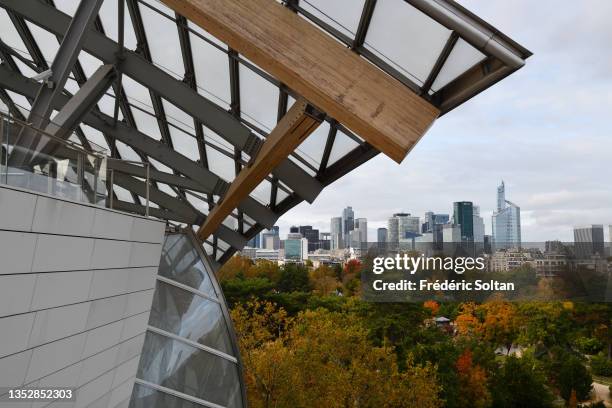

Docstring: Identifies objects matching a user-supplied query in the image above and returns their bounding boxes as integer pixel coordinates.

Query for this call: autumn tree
[454,349,491,408]
[309,264,339,295]
[231,301,442,408]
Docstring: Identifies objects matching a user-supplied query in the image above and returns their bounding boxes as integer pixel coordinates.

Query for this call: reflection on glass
[158,234,217,297]
[137,331,242,408]
[149,281,234,355]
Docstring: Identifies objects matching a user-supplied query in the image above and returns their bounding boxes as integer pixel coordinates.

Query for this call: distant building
[490,248,533,272]
[319,232,331,250]
[377,227,388,243]
[473,206,485,243]
[573,225,605,258]
[284,235,308,261]
[453,201,474,242]
[299,225,320,252]
[354,217,367,247]
[242,247,280,262]
[532,253,568,277]
[388,213,419,244]
[492,181,521,250]
[422,212,449,233]
[261,226,280,250]
[442,224,461,245]
[330,217,343,250]
[342,206,355,247]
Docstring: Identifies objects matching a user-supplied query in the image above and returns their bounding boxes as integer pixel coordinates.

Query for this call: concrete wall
[0,184,165,408]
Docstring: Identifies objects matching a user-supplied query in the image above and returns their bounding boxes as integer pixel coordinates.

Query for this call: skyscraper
[355,218,368,243]
[453,202,474,242]
[262,226,280,250]
[574,225,605,258]
[299,225,320,252]
[388,213,420,243]
[377,227,388,243]
[473,205,485,243]
[330,216,343,250]
[342,206,355,247]
[492,181,521,249]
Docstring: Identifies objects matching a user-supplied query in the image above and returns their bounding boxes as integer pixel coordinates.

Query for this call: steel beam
[10,0,104,164]
[45,64,116,139]
[197,99,322,241]
[0,65,277,228]
[0,0,323,202]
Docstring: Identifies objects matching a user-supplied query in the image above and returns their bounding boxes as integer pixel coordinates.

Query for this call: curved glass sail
[130,231,246,408]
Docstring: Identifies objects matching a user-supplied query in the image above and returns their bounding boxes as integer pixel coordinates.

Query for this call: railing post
[0,116,4,183]
[92,155,98,205]
[145,162,150,217]
[77,152,84,202]
[109,169,114,209]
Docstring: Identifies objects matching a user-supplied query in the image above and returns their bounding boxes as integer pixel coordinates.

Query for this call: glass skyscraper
[492,181,521,249]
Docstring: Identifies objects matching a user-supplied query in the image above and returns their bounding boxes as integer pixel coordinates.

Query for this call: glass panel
[158,234,217,298]
[53,0,79,16]
[185,193,209,215]
[431,38,487,92]
[364,0,451,84]
[250,179,272,205]
[139,1,185,80]
[149,281,234,355]
[25,22,58,65]
[299,0,365,39]
[239,62,279,132]
[190,32,231,110]
[205,146,235,182]
[0,9,29,55]
[137,331,242,408]
[131,383,202,408]
[98,0,138,51]
[216,238,230,252]
[116,141,141,162]
[327,129,359,166]
[77,50,104,78]
[295,121,329,168]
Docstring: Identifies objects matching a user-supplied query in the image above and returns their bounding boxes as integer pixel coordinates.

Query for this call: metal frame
[0,0,530,261]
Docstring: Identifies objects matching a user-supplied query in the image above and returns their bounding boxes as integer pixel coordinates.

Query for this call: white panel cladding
[0,273,37,317]
[0,185,164,407]
[0,231,37,275]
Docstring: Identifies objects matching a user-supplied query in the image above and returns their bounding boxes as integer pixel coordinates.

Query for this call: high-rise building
[473,205,485,243]
[319,232,331,250]
[284,236,308,261]
[443,224,462,244]
[492,181,521,249]
[299,225,320,252]
[262,226,280,250]
[355,218,367,243]
[573,225,605,258]
[422,212,449,233]
[387,213,420,243]
[377,227,388,243]
[453,202,474,242]
[330,216,343,250]
[342,206,355,247]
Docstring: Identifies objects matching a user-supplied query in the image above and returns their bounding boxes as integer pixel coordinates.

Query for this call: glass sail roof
[0,0,530,263]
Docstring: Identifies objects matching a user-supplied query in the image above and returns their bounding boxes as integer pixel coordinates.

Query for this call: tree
[490,355,553,408]
[218,254,253,281]
[277,263,311,293]
[309,264,339,295]
[231,301,443,408]
[423,300,440,317]
[454,349,491,408]
[548,350,593,402]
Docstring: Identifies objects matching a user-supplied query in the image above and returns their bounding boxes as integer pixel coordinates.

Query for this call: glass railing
[0,109,150,214]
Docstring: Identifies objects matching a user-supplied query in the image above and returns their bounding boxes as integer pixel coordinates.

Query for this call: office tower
[342,206,355,247]
[319,232,331,250]
[574,225,605,258]
[387,216,400,244]
[443,224,462,244]
[289,225,299,233]
[299,225,320,252]
[284,236,308,261]
[483,235,492,254]
[330,216,343,250]
[356,218,368,243]
[423,211,435,233]
[492,181,521,249]
[473,205,485,243]
[453,202,474,242]
[262,226,280,250]
[377,228,388,243]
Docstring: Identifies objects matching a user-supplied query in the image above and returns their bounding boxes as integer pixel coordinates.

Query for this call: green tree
[490,355,553,408]
[277,263,311,293]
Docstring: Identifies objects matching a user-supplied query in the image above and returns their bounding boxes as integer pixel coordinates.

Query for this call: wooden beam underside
[161,0,440,163]
[197,99,321,240]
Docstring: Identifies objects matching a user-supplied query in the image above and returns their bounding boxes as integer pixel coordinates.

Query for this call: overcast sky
[277,0,612,242]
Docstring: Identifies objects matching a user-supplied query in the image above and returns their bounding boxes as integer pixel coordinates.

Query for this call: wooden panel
[197,99,320,241]
[161,0,440,163]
